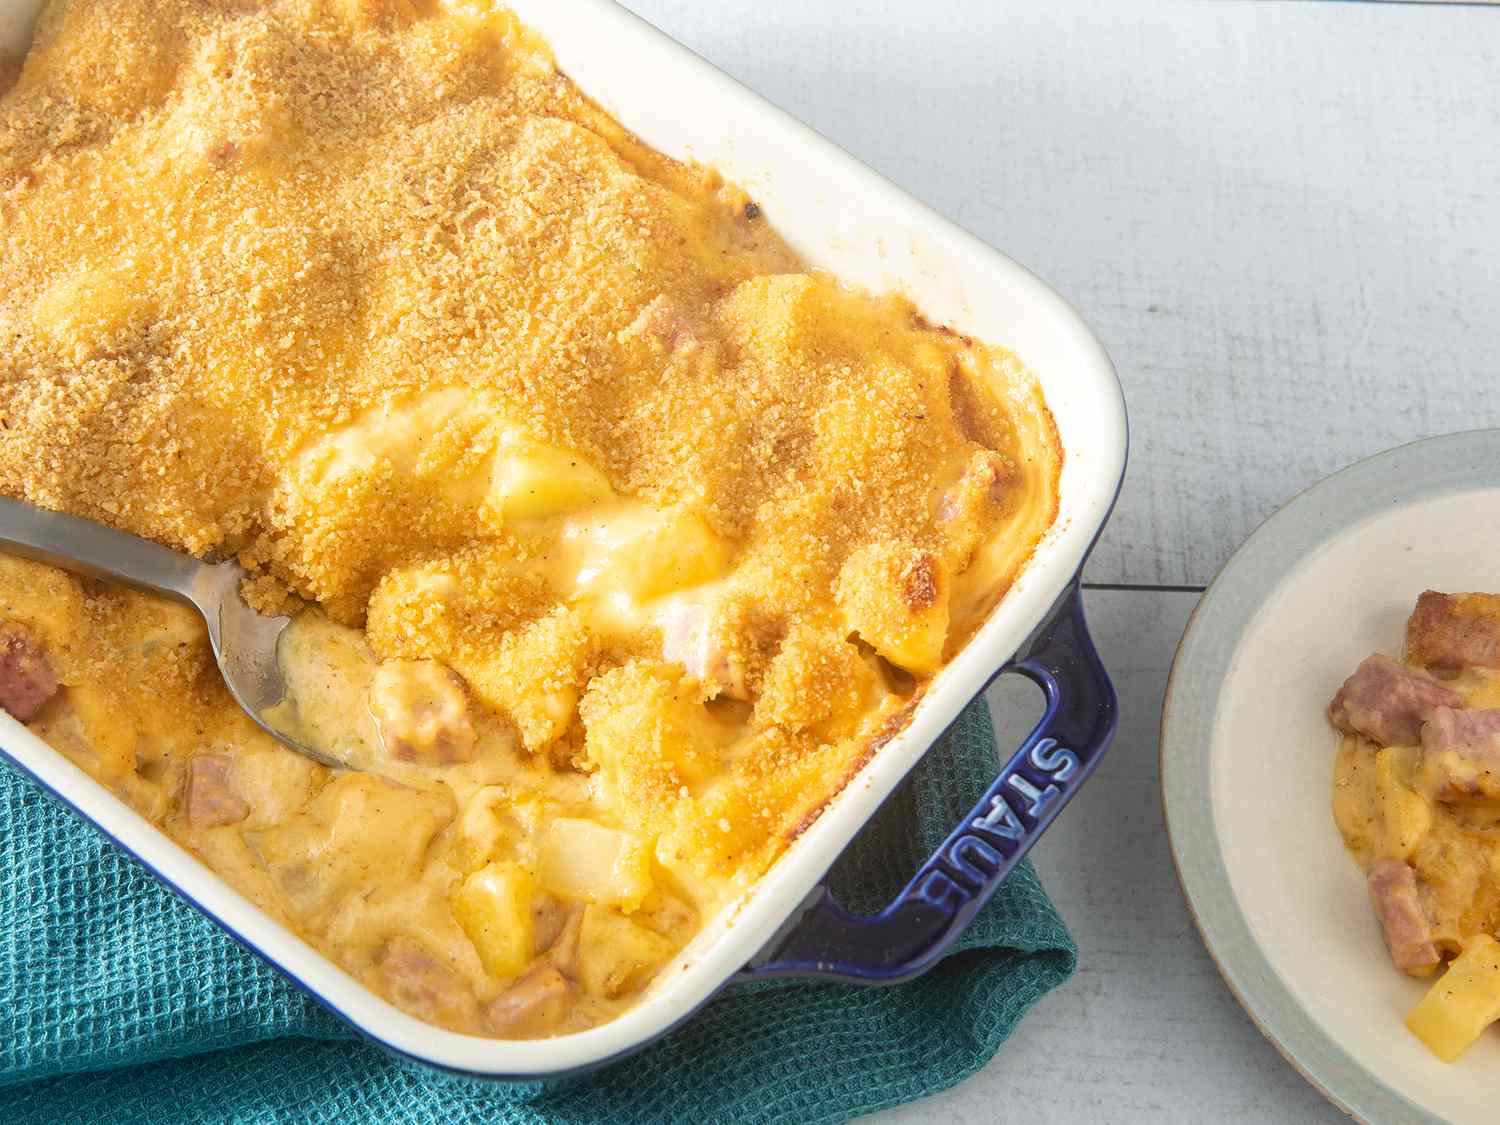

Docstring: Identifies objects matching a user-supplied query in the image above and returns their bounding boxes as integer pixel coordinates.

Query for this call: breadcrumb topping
[1,0,1054,635]
[0,0,1063,1031]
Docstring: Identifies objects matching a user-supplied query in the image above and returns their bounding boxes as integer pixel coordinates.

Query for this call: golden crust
[2,0,1052,632]
[835,541,951,675]
[365,543,547,659]
[460,606,598,753]
[753,620,878,738]
[0,0,1064,1034]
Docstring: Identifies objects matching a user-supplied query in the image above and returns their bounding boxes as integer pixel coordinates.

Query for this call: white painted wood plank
[878,588,1344,1124]
[618,0,1500,586]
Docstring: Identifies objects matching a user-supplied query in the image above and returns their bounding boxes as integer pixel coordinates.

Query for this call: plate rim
[1160,428,1500,1125]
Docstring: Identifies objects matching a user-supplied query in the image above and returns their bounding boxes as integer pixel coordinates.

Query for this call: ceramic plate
[1162,429,1500,1125]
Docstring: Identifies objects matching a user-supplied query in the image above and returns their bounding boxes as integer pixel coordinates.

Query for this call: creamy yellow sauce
[0,0,1062,1038]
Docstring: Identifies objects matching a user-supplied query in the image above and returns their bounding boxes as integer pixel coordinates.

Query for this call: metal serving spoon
[0,496,349,770]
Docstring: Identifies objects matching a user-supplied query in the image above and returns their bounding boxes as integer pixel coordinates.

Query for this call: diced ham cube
[186,754,249,828]
[1327,654,1462,746]
[206,139,238,167]
[369,660,477,765]
[1367,858,1440,974]
[530,891,568,957]
[1421,706,1500,800]
[484,967,571,1036]
[376,937,479,1031]
[1406,591,1500,671]
[0,622,59,721]
[936,449,1007,522]
[935,450,1010,571]
[625,295,700,352]
[542,904,583,980]
[1423,706,1500,755]
[659,602,747,700]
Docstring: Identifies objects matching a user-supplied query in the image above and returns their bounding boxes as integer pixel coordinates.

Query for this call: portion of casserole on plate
[0,0,1060,1037]
[1330,592,1500,1061]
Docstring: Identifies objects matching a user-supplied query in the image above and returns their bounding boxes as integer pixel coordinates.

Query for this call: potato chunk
[576,905,675,998]
[1407,934,1500,1061]
[1373,746,1431,861]
[538,818,654,911]
[449,786,520,874]
[452,861,536,979]
[490,439,613,521]
[369,659,477,764]
[587,506,729,602]
[835,541,951,675]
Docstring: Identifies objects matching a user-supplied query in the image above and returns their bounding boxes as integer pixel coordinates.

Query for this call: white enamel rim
[0,0,1126,1077]
[1162,430,1500,1125]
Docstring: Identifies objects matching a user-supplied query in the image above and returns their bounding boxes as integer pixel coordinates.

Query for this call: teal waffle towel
[0,700,1075,1124]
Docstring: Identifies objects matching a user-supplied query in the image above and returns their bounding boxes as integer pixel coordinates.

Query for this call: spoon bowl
[0,496,349,770]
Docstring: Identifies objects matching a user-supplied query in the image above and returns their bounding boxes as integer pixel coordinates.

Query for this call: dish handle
[737,580,1116,984]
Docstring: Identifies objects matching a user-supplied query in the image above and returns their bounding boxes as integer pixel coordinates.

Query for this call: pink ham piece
[624,295,701,352]
[1367,858,1440,974]
[1421,706,1500,799]
[542,905,583,978]
[936,450,1006,523]
[0,622,59,721]
[186,754,250,828]
[1328,654,1462,746]
[484,967,571,1035]
[659,602,747,700]
[376,937,479,1032]
[1407,591,1500,671]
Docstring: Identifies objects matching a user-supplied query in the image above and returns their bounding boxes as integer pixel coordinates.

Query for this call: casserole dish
[0,0,1127,1077]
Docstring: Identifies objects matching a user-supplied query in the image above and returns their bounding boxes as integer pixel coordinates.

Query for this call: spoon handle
[0,497,208,603]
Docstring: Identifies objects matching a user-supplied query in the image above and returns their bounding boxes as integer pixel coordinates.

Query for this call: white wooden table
[614,1,1500,1119]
